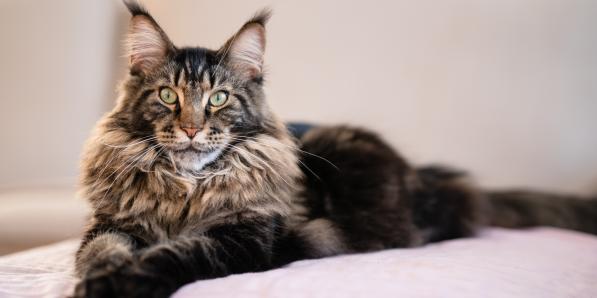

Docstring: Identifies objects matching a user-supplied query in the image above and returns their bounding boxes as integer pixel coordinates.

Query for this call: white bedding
[0,228,596,298]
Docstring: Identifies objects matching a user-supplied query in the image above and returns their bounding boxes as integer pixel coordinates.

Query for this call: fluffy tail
[486,190,597,235]
[415,165,597,237]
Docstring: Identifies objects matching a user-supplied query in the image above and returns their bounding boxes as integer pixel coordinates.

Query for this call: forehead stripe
[208,68,216,88]
[174,66,183,86]
[200,70,211,90]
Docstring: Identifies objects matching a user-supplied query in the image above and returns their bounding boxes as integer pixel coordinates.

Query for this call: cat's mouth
[172,146,216,155]
[166,140,218,153]
[170,146,224,173]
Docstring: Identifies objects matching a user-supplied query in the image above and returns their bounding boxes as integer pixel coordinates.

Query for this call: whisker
[233,135,340,171]
[148,146,166,168]
[90,136,159,191]
[223,143,294,189]
[100,135,157,149]
[92,142,155,189]
[228,136,322,181]
[94,143,162,209]
[112,143,162,183]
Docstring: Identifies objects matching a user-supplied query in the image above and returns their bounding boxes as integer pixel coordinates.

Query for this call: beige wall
[0,0,124,189]
[1,0,596,194]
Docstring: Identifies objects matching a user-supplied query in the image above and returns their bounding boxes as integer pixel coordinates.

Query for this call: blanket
[0,228,595,298]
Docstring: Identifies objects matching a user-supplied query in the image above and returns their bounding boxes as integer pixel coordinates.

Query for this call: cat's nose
[181,126,199,138]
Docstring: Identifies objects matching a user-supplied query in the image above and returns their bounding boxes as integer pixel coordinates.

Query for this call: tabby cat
[74,1,597,297]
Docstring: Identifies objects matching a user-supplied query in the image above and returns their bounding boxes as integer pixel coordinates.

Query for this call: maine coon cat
[74,1,597,297]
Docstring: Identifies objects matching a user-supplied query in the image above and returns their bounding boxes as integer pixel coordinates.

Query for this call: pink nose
[181,126,198,138]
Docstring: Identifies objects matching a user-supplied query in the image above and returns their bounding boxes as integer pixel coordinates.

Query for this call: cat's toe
[73,274,117,298]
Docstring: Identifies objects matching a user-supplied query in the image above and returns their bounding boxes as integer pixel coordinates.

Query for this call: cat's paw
[73,274,115,298]
[73,267,173,298]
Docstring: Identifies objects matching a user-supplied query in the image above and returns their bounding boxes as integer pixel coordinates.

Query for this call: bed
[0,227,595,298]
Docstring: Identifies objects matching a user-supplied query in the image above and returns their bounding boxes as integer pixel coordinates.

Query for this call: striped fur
[75,2,597,298]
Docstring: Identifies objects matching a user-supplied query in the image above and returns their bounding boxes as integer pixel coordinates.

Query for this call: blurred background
[0,0,596,255]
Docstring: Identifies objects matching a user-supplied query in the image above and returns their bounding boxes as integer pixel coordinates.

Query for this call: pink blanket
[1,228,595,298]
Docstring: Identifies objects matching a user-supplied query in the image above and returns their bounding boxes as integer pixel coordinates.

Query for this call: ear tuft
[221,9,271,79]
[246,8,272,28]
[123,0,150,17]
[123,0,174,74]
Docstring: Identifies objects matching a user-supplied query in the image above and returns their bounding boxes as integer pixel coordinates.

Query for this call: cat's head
[111,1,282,174]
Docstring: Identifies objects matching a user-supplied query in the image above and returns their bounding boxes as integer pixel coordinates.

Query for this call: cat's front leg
[73,232,137,298]
[74,229,174,298]
[98,219,278,298]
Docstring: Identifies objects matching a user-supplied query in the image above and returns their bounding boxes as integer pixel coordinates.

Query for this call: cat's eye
[159,87,178,104]
[209,91,228,107]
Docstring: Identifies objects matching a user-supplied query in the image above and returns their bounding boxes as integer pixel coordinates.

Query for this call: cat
[74,1,597,297]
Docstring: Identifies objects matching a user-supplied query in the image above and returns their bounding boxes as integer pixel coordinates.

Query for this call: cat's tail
[485,189,597,235]
[414,165,597,237]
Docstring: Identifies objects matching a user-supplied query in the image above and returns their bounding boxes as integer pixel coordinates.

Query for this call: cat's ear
[219,10,271,79]
[123,0,175,74]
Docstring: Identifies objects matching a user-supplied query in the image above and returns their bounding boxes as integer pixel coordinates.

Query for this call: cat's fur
[74,1,597,297]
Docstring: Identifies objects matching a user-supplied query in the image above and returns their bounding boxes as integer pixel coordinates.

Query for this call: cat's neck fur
[80,107,301,231]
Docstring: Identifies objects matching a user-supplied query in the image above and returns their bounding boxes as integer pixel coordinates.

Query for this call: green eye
[159,87,178,104]
[209,91,228,107]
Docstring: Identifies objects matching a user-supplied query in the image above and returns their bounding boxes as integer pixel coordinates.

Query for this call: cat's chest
[110,166,294,238]
[122,182,236,233]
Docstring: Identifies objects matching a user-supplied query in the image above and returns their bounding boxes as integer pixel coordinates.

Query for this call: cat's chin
[171,148,223,174]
